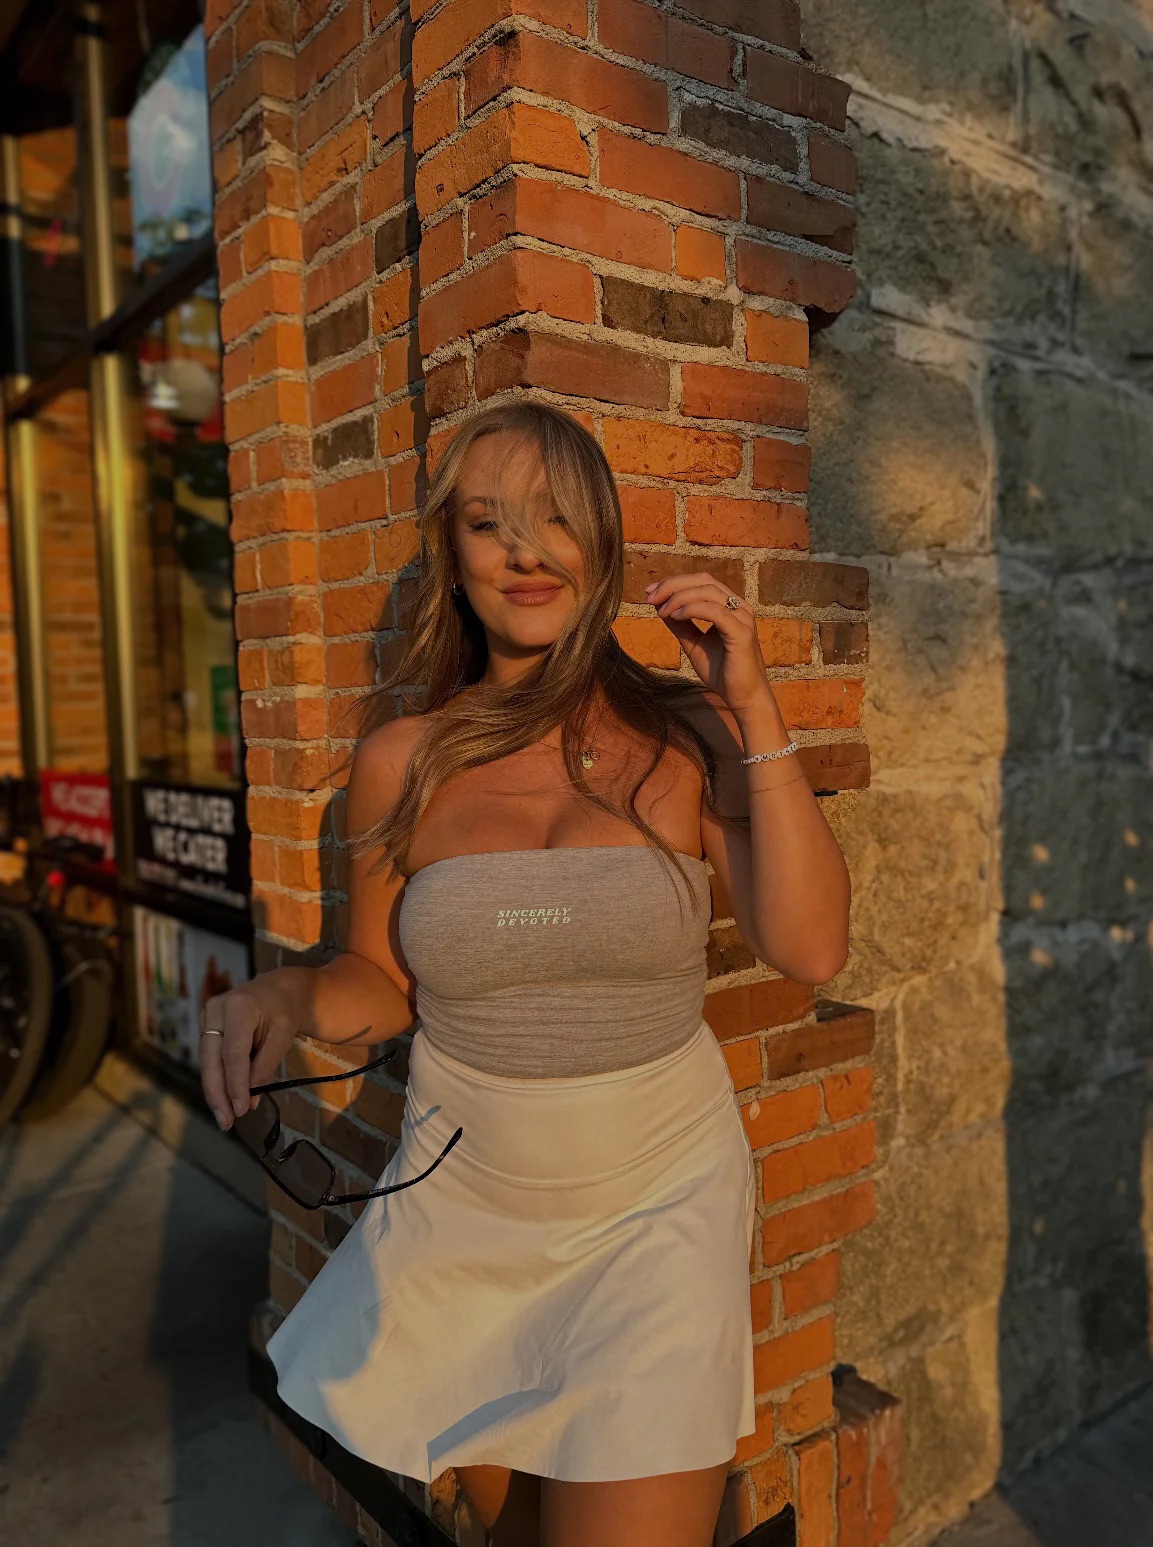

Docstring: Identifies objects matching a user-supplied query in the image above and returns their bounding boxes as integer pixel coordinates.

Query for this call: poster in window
[133,904,249,1069]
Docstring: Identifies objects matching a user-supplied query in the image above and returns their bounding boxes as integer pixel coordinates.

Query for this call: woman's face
[450,433,587,674]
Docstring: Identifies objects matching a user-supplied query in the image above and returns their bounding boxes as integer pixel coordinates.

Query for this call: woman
[199,401,851,1547]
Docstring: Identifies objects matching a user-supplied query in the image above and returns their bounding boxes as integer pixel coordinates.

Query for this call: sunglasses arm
[250,1043,398,1096]
[322,1127,464,1206]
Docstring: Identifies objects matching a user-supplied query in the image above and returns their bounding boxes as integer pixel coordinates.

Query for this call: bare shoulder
[346,713,436,832]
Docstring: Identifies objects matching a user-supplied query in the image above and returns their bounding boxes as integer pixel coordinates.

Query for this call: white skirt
[266,1017,757,1484]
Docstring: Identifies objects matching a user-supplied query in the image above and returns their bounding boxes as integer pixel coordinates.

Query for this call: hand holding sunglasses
[204,1032,462,1211]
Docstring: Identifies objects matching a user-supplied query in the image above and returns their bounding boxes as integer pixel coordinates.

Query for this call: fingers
[199,994,234,1130]
[200,991,260,1129]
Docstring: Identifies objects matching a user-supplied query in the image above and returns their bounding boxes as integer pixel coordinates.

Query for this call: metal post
[0,132,51,778]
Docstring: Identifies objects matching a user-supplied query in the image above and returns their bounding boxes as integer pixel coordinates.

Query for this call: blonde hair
[347,400,741,917]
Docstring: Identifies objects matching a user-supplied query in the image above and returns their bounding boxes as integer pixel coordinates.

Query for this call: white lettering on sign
[141,786,236,836]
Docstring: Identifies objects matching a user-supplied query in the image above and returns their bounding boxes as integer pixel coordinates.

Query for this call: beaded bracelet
[741,740,798,766]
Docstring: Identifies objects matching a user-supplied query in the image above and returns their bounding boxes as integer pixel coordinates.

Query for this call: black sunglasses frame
[240,1040,463,1210]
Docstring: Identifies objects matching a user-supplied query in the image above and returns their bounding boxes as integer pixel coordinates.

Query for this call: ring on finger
[201,1026,224,1038]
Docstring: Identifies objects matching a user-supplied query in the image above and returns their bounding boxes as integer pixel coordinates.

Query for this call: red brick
[322,581,393,636]
[362,151,407,221]
[311,354,377,426]
[468,176,672,272]
[618,485,676,544]
[412,0,586,86]
[746,310,809,369]
[301,118,369,205]
[676,224,726,283]
[820,619,868,665]
[781,1250,841,1319]
[357,15,405,101]
[419,247,595,354]
[809,132,858,196]
[260,539,320,588]
[824,1067,873,1123]
[417,101,590,216]
[464,29,668,133]
[597,0,736,90]
[778,1373,835,1439]
[372,77,407,149]
[475,328,670,409]
[677,0,801,51]
[754,1313,834,1394]
[379,395,428,457]
[682,362,807,431]
[761,1123,876,1205]
[837,1412,870,1547]
[599,128,741,220]
[215,162,298,241]
[413,76,459,156]
[303,186,359,263]
[770,678,864,730]
[298,70,356,154]
[231,487,316,541]
[209,51,297,144]
[297,2,364,94]
[748,177,856,254]
[795,1430,836,1547]
[759,557,868,610]
[741,1085,823,1151]
[747,50,849,132]
[602,417,743,483]
[757,617,814,667]
[420,211,465,287]
[372,265,419,334]
[737,239,857,315]
[752,436,810,496]
[305,236,373,313]
[316,471,389,531]
[733,1400,776,1466]
[765,1006,876,1079]
[684,496,808,550]
[702,977,814,1042]
[762,1180,876,1267]
[224,379,309,442]
[749,1449,791,1521]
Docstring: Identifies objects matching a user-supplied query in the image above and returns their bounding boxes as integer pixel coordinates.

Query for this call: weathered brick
[412,76,459,157]
[417,101,590,216]
[746,310,809,369]
[475,328,670,409]
[412,0,586,86]
[313,414,376,471]
[795,1430,836,1547]
[742,1084,823,1150]
[682,362,808,431]
[759,557,868,610]
[823,1066,872,1123]
[781,1250,841,1319]
[755,1313,835,1395]
[762,1180,876,1267]
[375,204,421,272]
[677,0,801,50]
[599,129,742,219]
[311,354,377,427]
[602,417,743,483]
[297,2,364,94]
[303,186,358,263]
[809,132,858,196]
[372,265,418,334]
[468,177,673,272]
[675,225,726,284]
[464,28,669,133]
[771,678,864,729]
[601,275,733,347]
[597,0,736,90]
[306,297,370,365]
[680,100,800,177]
[737,239,857,315]
[761,1123,877,1205]
[766,1004,875,1078]
[301,118,369,206]
[747,178,856,254]
[746,50,849,132]
[316,471,390,532]
[419,248,595,354]
[684,496,808,550]
[820,619,868,665]
[305,236,373,314]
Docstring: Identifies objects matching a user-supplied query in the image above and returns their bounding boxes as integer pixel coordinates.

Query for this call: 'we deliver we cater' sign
[130,780,249,911]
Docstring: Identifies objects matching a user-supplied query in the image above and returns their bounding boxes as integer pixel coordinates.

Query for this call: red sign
[39,770,117,874]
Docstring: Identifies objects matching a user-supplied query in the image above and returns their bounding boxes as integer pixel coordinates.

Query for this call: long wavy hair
[346,400,745,918]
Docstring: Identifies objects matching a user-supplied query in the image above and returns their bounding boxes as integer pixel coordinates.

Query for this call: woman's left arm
[646,572,852,986]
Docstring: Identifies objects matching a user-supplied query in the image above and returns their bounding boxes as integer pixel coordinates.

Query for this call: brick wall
[0,427,19,777]
[205,1,896,1541]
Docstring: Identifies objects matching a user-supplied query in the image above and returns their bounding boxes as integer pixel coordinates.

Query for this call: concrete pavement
[933,1382,1153,1546]
[0,1078,357,1547]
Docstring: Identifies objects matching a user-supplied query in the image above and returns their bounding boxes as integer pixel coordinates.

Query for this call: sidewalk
[934,1382,1153,1546]
[0,1077,356,1547]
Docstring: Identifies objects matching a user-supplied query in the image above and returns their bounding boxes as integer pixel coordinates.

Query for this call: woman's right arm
[199,718,422,1130]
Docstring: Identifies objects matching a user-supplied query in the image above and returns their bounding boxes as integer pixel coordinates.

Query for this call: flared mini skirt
[265,1017,758,1484]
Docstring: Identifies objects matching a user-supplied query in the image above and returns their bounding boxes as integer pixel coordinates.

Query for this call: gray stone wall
[804,1,1153,1540]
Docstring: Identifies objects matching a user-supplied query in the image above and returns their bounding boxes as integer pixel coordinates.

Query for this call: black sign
[130,780,250,912]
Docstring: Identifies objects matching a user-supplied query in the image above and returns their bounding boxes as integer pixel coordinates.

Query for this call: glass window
[100,1,211,298]
[126,277,240,788]
[15,13,88,378]
[35,386,110,773]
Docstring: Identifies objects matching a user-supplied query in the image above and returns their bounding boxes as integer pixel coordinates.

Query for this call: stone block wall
[803,0,1153,1541]
[204,0,901,1541]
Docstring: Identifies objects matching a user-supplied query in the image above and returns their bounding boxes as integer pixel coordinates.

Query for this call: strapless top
[397,845,712,1078]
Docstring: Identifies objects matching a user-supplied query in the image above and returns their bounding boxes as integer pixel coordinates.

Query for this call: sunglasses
[233,1040,462,1210]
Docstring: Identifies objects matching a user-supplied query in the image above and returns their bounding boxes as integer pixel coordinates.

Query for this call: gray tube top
[397,845,712,1078]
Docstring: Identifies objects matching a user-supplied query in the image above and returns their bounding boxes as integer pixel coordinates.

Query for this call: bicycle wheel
[17,933,114,1122]
[0,905,53,1129]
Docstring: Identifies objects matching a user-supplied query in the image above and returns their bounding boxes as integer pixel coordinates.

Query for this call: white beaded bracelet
[741,741,798,765]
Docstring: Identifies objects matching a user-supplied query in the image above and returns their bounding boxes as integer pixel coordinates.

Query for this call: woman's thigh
[541,1461,731,1547]
[455,1464,542,1546]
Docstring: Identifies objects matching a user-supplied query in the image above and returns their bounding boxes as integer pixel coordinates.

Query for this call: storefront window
[127,277,239,789]
[35,386,110,774]
[15,17,87,378]
[101,2,211,297]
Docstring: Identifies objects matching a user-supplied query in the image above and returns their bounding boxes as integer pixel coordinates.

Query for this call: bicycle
[0,776,120,1129]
